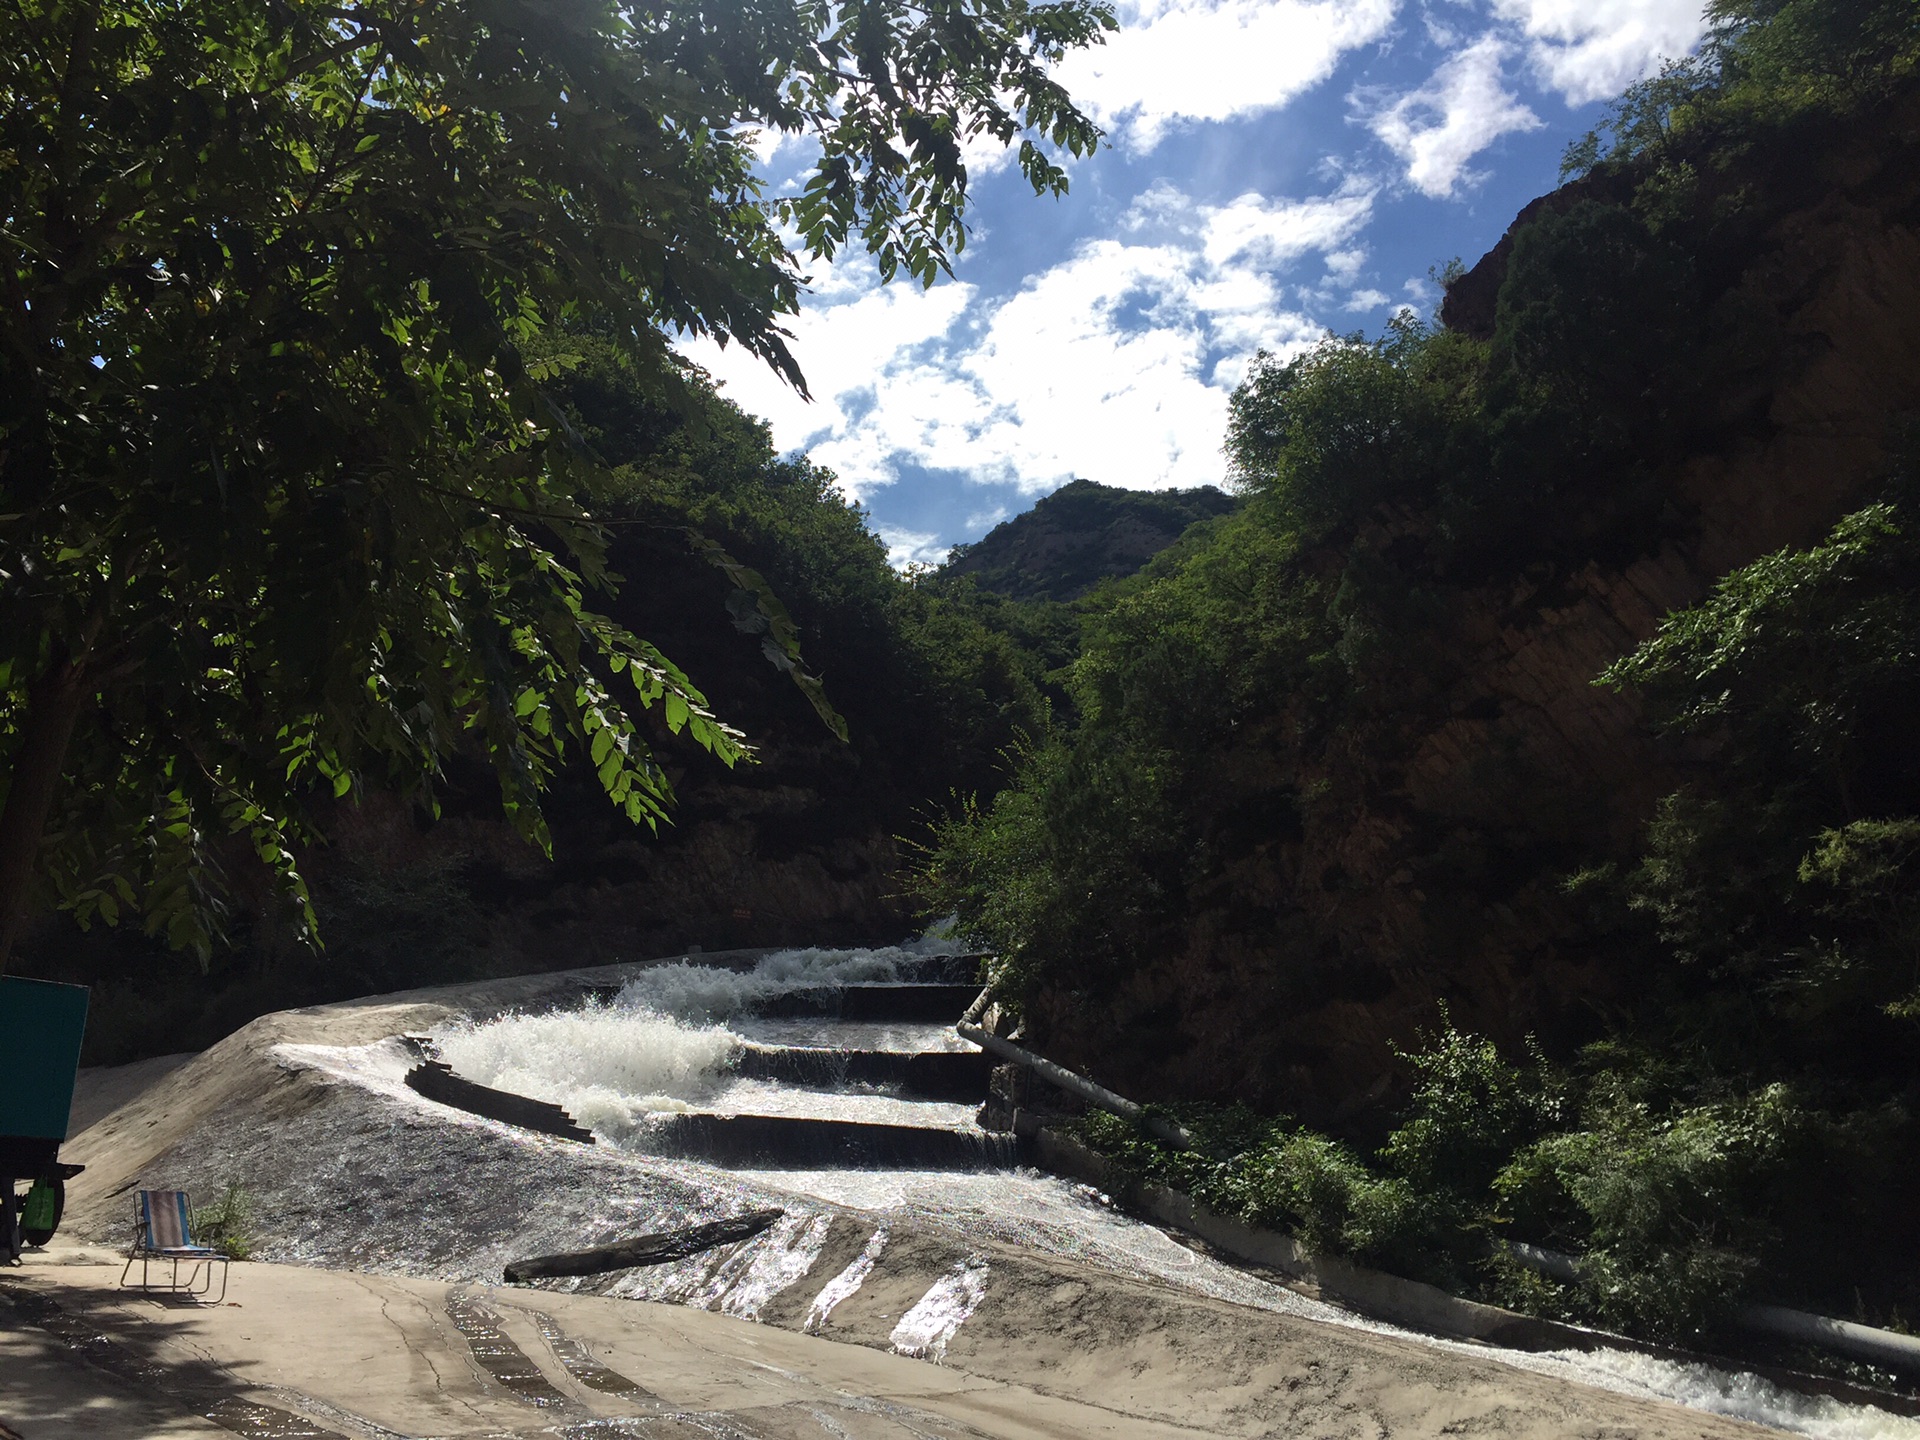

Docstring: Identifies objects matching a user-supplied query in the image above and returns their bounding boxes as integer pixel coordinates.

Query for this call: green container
[22,1177,60,1230]
[0,976,90,1143]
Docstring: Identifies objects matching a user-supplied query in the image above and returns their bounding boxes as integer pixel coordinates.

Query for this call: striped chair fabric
[138,1190,215,1255]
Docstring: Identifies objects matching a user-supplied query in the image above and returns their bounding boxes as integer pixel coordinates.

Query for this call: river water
[411,943,1919,1440]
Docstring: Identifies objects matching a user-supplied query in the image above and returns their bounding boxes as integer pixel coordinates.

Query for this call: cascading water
[411,943,1920,1440]
[432,944,992,1154]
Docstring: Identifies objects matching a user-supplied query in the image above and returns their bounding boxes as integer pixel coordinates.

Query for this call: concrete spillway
[47,947,1920,1440]
[427,945,1008,1179]
[730,1045,991,1100]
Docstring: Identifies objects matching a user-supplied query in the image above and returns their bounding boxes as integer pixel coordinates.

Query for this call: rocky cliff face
[1030,108,1920,1122]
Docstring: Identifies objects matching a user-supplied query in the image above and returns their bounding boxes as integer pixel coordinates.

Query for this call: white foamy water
[429,945,983,1146]
[433,1000,740,1138]
[612,944,961,1022]
[891,1259,989,1361]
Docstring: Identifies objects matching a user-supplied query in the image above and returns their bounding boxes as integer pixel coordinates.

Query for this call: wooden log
[503,1209,784,1283]
[404,1062,594,1144]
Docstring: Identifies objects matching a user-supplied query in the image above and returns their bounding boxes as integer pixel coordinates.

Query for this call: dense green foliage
[944,479,1237,602]
[918,503,1340,1000]
[0,0,1111,969]
[30,353,1060,1061]
[920,0,1920,1348]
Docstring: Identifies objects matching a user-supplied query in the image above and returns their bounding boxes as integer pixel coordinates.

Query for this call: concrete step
[753,984,980,1022]
[731,1047,991,1101]
[642,1113,1017,1170]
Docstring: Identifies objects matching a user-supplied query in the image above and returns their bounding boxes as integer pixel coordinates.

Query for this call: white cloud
[1491,0,1708,105]
[685,183,1370,500]
[1324,247,1368,283]
[877,527,949,569]
[966,505,1011,531]
[1365,34,1541,197]
[1344,287,1392,310]
[1057,0,1400,151]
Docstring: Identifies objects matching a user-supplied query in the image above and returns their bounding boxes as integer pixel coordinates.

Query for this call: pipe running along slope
[962,1007,1920,1377]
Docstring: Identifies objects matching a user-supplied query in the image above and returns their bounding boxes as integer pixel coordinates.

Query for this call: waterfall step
[640,1112,1018,1170]
[750,983,982,1021]
[731,1046,990,1101]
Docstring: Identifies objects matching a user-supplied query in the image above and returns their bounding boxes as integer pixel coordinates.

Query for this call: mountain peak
[942,479,1237,602]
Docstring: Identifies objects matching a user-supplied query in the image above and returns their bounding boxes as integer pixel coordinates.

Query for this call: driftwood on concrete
[405,1061,594,1143]
[503,1209,785,1283]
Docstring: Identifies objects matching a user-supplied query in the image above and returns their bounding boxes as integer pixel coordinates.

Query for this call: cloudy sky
[684,0,1708,568]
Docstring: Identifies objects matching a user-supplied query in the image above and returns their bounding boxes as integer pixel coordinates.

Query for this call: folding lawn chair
[119,1189,230,1301]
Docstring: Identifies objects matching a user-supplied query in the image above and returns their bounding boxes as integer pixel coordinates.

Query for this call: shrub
[191,1182,255,1262]
[1381,1022,1560,1201]
[1226,320,1452,537]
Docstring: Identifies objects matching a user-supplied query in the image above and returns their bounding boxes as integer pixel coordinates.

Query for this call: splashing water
[890,1259,990,1361]
[433,1001,740,1139]
[431,944,980,1143]
[610,945,943,1022]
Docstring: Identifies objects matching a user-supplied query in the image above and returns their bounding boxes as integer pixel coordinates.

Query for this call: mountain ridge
[941,479,1237,602]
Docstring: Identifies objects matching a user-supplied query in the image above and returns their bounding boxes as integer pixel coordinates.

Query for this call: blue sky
[684,0,1709,566]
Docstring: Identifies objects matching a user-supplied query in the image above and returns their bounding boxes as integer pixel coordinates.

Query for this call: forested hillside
[943,480,1237,602]
[919,0,1920,1346]
[14,361,1058,1061]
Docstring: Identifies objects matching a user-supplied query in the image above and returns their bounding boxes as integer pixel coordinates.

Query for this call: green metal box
[0,976,90,1143]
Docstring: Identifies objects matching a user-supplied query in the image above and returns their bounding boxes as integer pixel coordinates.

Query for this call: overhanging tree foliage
[0,0,1112,968]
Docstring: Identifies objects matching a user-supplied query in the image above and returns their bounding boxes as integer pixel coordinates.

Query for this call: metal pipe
[1499,1240,1920,1374]
[1737,1305,1920,1374]
[955,1022,1197,1152]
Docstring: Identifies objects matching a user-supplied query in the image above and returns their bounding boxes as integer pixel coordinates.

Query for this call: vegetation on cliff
[920,0,1920,1348]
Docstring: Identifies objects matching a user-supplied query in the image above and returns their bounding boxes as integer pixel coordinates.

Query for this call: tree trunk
[0,654,92,974]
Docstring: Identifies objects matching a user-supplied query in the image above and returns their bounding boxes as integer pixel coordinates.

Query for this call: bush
[191,1182,255,1261]
[1381,1022,1559,1201]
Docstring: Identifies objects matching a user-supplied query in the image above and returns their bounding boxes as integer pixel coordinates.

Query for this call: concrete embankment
[11,965,1896,1440]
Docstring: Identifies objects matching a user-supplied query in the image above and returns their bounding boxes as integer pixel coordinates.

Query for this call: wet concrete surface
[0,1255,1217,1440]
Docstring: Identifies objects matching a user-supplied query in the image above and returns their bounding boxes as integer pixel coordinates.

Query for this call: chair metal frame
[119,1190,230,1303]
